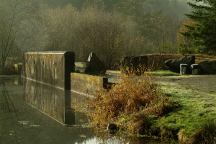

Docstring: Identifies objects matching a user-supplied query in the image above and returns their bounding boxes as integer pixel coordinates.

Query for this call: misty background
[0,0,191,68]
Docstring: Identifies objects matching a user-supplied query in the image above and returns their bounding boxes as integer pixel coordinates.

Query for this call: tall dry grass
[89,74,175,135]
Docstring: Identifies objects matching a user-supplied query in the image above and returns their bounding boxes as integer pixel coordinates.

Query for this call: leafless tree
[0,0,18,71]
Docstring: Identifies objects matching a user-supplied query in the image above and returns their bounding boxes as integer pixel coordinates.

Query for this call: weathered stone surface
[71,73,108,96]
[120,56,148,75]
[199,60,216,74]
[165,55,195,73]
[85,52,106,75]
[24,51,75,90]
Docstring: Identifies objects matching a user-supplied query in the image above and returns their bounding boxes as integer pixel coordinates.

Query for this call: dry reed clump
[120,65,148,76]
[178,129,189,144]
[89,75,175,135]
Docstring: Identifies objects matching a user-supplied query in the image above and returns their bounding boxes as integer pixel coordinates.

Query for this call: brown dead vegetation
[89,74,177,136]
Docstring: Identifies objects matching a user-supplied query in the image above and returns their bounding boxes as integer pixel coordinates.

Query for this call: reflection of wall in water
[25,80,75,125]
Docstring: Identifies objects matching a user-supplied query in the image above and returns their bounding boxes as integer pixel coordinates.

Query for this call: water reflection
[0,76,163,144]
[25,79,75,125]
[0,76,95,144]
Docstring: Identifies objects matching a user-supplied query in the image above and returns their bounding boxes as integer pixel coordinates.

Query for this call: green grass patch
[89,74,216,143]
[147,70,179,76]
[89,76,177,136]
[156,81,216,142]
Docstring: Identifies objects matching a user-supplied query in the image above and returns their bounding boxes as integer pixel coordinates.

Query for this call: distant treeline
[0,0,191,69]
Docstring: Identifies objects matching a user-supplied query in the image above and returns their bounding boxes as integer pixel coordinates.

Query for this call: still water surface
[0,76,162,144]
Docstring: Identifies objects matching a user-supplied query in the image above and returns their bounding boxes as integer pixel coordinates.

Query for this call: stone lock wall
[71,73,108,96]
[23,51,109,125]
[24,51,75,90]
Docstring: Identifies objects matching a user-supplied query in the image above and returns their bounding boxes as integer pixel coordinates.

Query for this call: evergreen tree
[184,0,216,53]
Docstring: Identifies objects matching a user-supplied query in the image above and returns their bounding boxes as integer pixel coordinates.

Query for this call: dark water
[0,76,162,144]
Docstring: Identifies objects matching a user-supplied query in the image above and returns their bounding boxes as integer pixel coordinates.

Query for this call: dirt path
[156,75,216,94]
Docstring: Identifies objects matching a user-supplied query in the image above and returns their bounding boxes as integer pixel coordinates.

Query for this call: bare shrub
[43,5,144,68]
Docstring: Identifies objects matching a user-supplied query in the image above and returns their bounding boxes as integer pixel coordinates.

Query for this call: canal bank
[20,51,216,143]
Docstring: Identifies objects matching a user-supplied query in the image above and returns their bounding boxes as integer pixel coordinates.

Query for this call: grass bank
[89,74,179,140]
[89,71,216,143]
[158,78,216,143]
[147,70,180,76]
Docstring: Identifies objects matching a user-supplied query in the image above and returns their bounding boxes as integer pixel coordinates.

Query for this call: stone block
[23,51,75,90]
[71,73,108,96]
[199,60,216,74]
[85,52,106,75]
[165,55,195,73]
